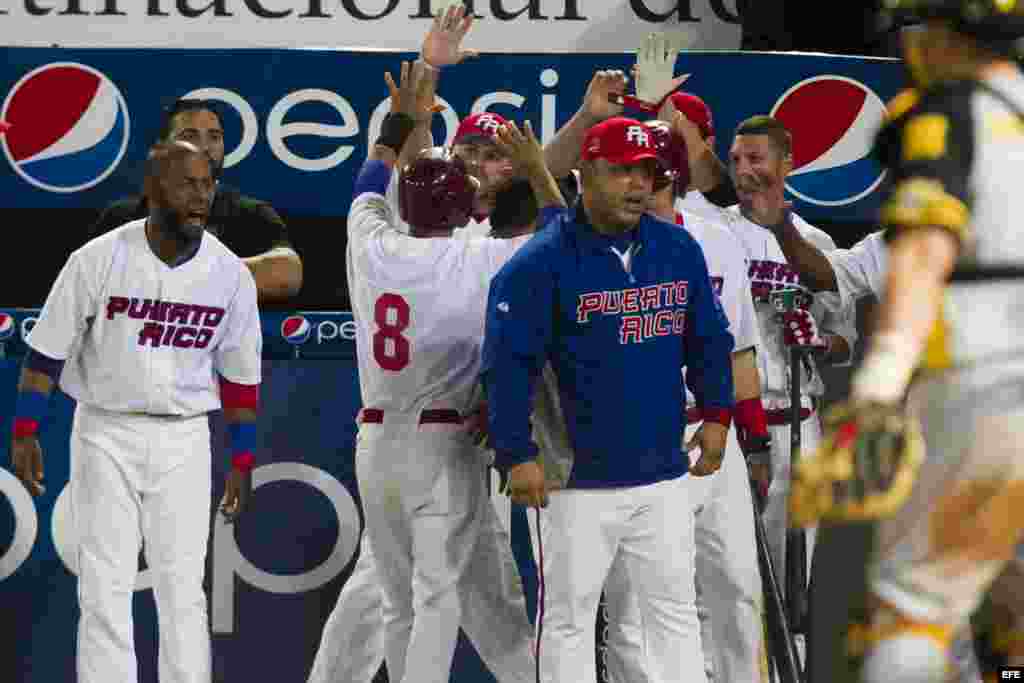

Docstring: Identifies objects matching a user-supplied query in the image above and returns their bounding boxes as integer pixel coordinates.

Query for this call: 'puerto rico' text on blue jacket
[482,205,735,489]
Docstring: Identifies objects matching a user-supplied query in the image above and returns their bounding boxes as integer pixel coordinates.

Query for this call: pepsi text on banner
[0,50,904,219]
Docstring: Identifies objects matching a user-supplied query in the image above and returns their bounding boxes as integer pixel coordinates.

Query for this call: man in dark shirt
[90,99,303,303]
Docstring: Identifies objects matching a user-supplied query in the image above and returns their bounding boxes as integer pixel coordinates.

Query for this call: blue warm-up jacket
[481,205,735,489]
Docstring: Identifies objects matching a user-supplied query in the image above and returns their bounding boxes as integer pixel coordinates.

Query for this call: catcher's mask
[398,148,479,236]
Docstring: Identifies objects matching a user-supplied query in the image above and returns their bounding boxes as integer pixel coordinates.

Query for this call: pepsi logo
[0,313,13,341]
[1,63,131,193]
[771,76,887,207]
[281,315,311,345]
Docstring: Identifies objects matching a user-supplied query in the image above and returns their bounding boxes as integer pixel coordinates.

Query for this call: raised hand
[581,70,628,122]
[421,2,478,69]
[494,120,546,173]
[633,32,690,106]
[384,60,442,121]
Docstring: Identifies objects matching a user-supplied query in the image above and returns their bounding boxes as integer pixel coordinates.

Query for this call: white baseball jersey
[27,220,261,416]
[720,207,858,404]
[347,190,529,416]
[678,189,730,223]
[825,230,888,307]
[675,208,761,408]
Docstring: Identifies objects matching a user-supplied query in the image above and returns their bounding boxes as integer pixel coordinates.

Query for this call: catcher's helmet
[398,148,478,236]
[883,0,1024,46]
[643,120,690,195]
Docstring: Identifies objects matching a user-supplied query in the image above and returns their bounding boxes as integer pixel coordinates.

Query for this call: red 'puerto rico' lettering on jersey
[575,280,689,344]
[746,260,807,302]
[105,296,226,349]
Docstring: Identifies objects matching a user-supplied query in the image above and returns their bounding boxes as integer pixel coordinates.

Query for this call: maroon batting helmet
[398,148,478,236]
[643,120,690,195]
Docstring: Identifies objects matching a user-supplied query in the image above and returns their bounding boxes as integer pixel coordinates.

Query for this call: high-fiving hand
[582,70,628,122]
[384,60,442,120]
[633,32,690,106]
[422,2,478,69]
[493,120,545,173]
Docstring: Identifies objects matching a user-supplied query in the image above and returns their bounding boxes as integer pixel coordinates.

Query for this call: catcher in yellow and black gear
[797,2,1024,682]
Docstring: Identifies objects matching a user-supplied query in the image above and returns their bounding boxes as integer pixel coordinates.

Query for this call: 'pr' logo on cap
[626,126,651,148]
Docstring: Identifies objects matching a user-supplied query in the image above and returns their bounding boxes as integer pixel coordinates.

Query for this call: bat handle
[790,346,802,460]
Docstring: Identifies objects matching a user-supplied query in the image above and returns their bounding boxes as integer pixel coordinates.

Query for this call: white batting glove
[633,32,689,106]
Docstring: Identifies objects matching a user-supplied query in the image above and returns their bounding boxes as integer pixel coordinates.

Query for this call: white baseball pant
[353,412,536,683]
[307,485,535,683]
[71,403,212,683]
[861,368,1024,683]
[763,399,822,594]
[599,424,764,683]
[528,476,703,683]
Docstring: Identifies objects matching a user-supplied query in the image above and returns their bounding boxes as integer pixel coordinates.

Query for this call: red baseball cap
[581,117,660,166]
[453,112,508,145]
[668,92,714,139]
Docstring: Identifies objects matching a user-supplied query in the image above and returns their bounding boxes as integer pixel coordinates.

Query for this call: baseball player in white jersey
[341,60,561,683]
[721,114,860,616]
[10,141,262,683]
[786,3,1024,680]
[307,14,536,682]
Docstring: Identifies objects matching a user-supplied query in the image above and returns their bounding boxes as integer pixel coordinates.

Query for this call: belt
[686,406,813,425]
[360,408,463,425]
[125,411,186,419]
[765,407,812,426]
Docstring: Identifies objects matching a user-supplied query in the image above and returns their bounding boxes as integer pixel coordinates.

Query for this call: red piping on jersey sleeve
[219,377,260,411]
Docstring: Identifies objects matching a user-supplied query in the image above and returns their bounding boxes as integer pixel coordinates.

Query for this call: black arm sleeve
[227,196,293,257]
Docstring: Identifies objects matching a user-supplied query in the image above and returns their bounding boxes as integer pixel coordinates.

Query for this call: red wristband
[608,92,669,114]
[734,398,769,438]
[219,377,260,411]
[701,407,732,428]
[231,452,255,473]
[13,418,39,440]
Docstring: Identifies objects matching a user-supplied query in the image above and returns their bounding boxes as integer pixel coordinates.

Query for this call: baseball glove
[789,400,925,527]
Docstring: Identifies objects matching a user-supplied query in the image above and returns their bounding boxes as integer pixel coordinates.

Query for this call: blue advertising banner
[0,308,537,683]
[1,49,904,223]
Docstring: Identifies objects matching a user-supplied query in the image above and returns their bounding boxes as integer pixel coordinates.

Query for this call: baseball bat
[753,481,803,683]
[786,345,809,640]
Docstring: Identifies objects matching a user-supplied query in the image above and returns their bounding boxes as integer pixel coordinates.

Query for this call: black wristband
[376,112,417,154]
